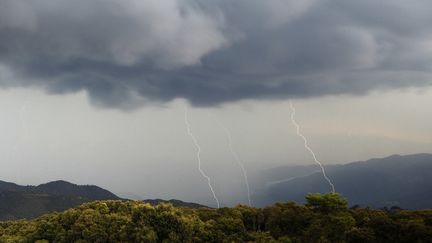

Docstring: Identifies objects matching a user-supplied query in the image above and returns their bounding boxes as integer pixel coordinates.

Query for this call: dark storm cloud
[1,0,432,107]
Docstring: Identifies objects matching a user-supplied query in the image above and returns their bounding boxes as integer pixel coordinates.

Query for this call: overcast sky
[0,0,431,206]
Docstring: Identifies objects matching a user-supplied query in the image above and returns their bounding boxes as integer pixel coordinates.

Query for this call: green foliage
[305,193,349,213]
[0,193,432,243]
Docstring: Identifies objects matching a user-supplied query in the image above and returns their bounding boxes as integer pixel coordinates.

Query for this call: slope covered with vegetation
[252,154,432,209]
[0,180,120,220]
[1,193,431,243]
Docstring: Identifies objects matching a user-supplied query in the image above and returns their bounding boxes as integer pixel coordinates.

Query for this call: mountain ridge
[0,180,120,220]
[1,153,432,220]
[252,153,432,209]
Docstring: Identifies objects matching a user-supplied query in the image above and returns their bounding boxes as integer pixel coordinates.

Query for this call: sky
[0,0,432,206]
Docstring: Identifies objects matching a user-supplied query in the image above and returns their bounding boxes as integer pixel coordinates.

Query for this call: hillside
[142,199,208,208]
[253,154,432,209]
[0,180,120,220]
[1,193,431,242]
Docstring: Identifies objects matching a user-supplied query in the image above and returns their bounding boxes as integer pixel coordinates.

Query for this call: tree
[305,193,348,213]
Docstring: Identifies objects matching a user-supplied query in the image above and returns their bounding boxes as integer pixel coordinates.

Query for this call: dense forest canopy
[1,193,431,243]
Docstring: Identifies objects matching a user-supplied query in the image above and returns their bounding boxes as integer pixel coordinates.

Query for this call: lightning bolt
[289,101,336,193]
[184,106,220,208]
[211,114,252,206]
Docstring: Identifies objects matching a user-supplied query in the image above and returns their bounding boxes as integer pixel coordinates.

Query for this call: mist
[0,87,430,206]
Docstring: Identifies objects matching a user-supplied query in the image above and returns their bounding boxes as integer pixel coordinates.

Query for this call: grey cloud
[0,0,432,107]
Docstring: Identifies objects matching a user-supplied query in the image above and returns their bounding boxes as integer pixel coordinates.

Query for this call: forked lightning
[184,106,221,208]
[211,114,252,206]
[289,101,335,193]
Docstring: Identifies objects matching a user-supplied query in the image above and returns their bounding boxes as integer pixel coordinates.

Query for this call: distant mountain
[252,153,432,209]
[0,180,120,220]
[142,199,208,208]
[37,180,119,200]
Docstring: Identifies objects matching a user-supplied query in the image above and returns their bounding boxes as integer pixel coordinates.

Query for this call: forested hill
[0,180,119,200]
[142,199,207,208]
[252,153,432,209]
[0,180,209,220]
[1,193,431,242]
[0,180,120,220]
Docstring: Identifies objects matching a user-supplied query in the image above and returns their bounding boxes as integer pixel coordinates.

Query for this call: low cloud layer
[1,0,432,107]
